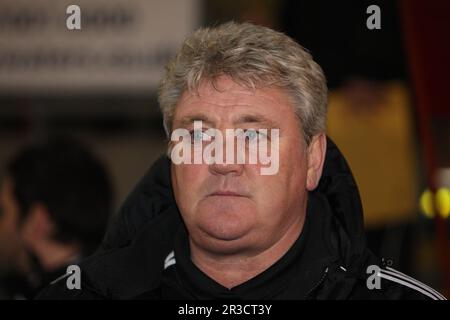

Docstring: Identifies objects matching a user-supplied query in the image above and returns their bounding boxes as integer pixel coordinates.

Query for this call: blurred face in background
[0,177,29,275]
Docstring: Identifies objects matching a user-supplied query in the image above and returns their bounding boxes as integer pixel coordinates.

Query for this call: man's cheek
[175,166,205,198]
[179,164,200,184]
[173,165,193,188]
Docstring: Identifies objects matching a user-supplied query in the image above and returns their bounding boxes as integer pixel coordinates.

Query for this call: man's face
[171,77,324,255]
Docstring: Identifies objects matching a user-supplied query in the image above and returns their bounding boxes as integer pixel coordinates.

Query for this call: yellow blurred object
[420,189,435,219]
[327,81,419,227]
[436,188,450,219]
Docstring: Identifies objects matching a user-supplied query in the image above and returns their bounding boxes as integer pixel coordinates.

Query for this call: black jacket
[36,138,445,300]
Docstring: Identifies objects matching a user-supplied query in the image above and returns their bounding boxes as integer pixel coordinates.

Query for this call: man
[38,22,445,300]
[0,137,113,299]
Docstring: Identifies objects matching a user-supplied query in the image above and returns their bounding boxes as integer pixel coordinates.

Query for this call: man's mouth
[208,190,248,197]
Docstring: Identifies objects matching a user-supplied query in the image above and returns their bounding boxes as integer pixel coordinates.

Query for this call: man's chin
[193,224,255,254]
[201,223,249,241]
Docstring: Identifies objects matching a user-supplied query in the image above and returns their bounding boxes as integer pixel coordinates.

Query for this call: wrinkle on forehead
[172,77,300,134]
[179,78,291,111]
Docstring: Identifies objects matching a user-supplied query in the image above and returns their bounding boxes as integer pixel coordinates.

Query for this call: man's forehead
[180,83,288,108]
[174,80,294,125]
[174,112,281,129]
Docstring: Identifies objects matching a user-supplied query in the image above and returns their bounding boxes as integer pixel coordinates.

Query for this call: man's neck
[189,215,305,289]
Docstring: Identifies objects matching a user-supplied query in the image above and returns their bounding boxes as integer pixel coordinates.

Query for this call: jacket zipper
[303,267,329,299]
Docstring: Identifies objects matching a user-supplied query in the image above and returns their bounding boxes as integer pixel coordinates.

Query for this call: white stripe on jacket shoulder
[377,266,446,300]
[164,250,176,270]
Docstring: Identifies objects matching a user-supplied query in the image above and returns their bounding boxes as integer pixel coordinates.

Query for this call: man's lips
[207,190,248,197]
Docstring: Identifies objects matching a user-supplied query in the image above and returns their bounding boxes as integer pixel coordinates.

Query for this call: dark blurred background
[0,0,449,297]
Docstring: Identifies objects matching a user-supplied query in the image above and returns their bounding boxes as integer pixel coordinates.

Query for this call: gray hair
[158,22,327,144]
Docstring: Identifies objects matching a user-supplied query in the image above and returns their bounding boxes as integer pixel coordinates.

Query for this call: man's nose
[206,129,245,176]
[208,162,244,176]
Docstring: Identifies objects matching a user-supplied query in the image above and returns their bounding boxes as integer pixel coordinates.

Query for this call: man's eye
[190,130,211,142]
[191,130,202,141]
[244,129,268,141]
[246,129,258,140]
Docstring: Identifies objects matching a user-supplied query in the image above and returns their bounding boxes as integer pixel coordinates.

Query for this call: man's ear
[306,133,327,191]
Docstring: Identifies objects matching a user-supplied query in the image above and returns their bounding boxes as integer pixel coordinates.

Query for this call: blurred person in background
[0,137,113,299]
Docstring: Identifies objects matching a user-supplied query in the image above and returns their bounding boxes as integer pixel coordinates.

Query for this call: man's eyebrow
[233,114,280,128]
[175,114,215,128]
